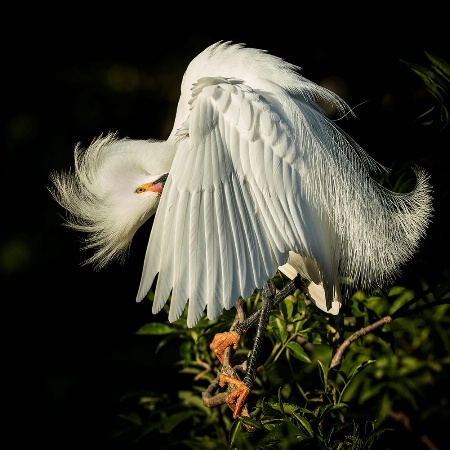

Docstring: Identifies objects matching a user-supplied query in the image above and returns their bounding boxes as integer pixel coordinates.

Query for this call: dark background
[3,9,449,447]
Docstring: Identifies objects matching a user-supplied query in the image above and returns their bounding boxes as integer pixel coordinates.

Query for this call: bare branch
[330,316,393,370]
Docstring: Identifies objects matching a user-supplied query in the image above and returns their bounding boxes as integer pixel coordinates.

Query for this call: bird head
[49,133,173,268]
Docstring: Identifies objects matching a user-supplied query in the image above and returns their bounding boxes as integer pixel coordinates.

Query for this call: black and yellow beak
[135,173,169,194]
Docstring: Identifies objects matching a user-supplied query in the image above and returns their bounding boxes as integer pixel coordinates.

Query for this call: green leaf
[377,393,393,422]
[402,53,450,129]
[315,402,348,421]
[280,297,294,320]
[262,401,285,418]
[347,360,377,380]
[292,414,315,437]
[388,285,407,297]
[317,359,329,385]
[136,322,176,335]
[272,317,288,343]
[280,402,301,415]
[286,341,311,363]
[425,52,450,82]
[229,418,243,449]
[277,388,285,415]
[116,411,143,426]
[239,415,261,429]
[389,381,419,409]
[358,381,387,405]
[160,410,200,433]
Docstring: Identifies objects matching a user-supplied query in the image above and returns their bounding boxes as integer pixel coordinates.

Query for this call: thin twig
[194,360,213,381]
[388,410,439,450]
[330,316,393,370]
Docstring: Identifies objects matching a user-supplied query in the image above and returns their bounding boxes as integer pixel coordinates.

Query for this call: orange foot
[219,374,251,419]
[209,330,241,364]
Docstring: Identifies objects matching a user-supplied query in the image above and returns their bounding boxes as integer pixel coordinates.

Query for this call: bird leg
[234,274,307,335]
[217,279,277,419]
[208,275,307,419]
[209,275,306,363]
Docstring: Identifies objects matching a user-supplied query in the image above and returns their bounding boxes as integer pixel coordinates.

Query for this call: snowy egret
[49,41,432,419]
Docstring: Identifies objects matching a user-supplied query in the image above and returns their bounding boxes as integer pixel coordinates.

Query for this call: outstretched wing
[138,77,331,326]
[137,73,433,328]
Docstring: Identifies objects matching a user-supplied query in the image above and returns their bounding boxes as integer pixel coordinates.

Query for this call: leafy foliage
[402,52,450,129]
[109,274,450,449]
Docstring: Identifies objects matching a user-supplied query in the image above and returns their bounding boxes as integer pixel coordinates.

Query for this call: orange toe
[210,330,240,364]
[219,374,251,419]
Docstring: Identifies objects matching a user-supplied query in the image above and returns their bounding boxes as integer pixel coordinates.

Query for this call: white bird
[49,41,432,417]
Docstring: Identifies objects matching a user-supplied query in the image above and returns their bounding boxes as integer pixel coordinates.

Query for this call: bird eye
[134,186,146,194]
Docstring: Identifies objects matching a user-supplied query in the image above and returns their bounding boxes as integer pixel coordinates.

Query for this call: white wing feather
[137,42,432,327]
[140,79,320,323]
